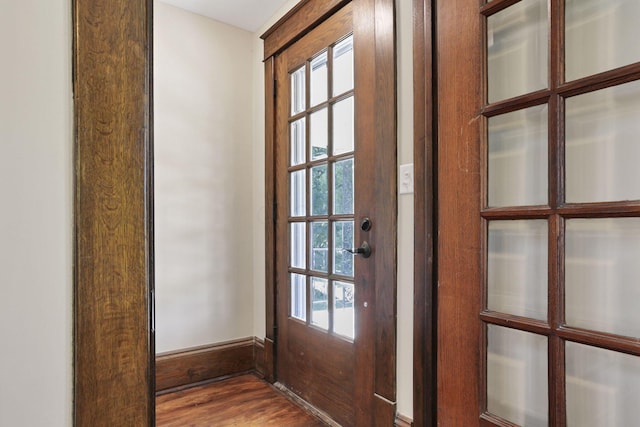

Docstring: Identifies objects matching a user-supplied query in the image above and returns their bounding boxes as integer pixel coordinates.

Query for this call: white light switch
[399,163,414,194]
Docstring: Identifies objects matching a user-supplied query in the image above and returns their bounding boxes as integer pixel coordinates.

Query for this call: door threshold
[273,382,342,427]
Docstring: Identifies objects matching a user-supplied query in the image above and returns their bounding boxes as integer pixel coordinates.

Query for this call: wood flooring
[156,374,328,426]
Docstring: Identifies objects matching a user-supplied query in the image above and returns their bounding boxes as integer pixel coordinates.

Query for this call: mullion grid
[480,0,563,424]
[482,1,640,425]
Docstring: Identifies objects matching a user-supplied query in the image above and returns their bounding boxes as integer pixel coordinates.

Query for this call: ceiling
[159,0,293,33]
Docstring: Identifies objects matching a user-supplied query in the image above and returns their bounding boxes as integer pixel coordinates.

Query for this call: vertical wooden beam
[264,56,277,383]
[73,0,154,424]
[413,0,437,425]
[436,0,482,424]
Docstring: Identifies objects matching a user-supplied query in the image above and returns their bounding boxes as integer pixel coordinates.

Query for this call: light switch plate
[399,163,414,194]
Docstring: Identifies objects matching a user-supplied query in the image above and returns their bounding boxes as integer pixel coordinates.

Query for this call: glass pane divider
[480,311,552,336]
[482,89,551,116]
[480,0,523,17]
[556,327,640,358]
[558,64,640,98]
[480,207,553,219]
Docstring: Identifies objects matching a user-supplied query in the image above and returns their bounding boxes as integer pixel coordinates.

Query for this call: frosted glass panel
[565,218,640,338]
[487,0,548,102]
[487,325,548,426]
[291,66,305,115]
[566,0,640,81]
[310,52,328,107]
[290,118,306,166]
[488,220,548,320]
[334,281,355,339]
[566,80,640,203]
[311,164,328,216]
[333,221,354,277]
[311,277,329,330]
[310,108,328,160]
[333,35,354,96]
[291,273,306,321]
[290,170,306,217]
[290,222,306,269]
[488,105,548,207]
[310,221,328,272]
[566,342,640,427]
[333,96,354,155]
[334,158,354,215]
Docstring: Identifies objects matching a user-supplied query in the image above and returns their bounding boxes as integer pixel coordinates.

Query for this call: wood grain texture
[351,0,398,424]
[155,338,255,392]
[73,0,154,425]
[263,57,277,384]
[436,0,482,424]
[412,0,437,425]
[261,0,350,59]
[156,374,328,426]
[265,1,396,425]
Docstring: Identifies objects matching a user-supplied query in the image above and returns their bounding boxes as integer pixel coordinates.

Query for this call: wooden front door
[268,1,396,425]
[436,0,640,425]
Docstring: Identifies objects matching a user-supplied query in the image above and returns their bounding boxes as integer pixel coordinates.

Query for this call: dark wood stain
[156,374,328,426]
[265,1,397,425]
[412,0,437,426]
[156,338,256,392]
[261,0,351,60]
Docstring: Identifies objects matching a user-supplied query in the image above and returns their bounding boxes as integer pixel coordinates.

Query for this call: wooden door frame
[412,0,437,425]
[73,0,155,424]
[262,0,398,424]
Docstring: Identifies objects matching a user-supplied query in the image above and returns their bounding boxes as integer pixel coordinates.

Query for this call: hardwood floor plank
[156,374,328,426]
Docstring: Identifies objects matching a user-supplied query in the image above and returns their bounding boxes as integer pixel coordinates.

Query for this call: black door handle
[343,241,371,258]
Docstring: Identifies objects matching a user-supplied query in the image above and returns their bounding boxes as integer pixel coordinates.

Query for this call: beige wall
[0,1,73,425]
[396,0,415,417]
[154,1,256,352]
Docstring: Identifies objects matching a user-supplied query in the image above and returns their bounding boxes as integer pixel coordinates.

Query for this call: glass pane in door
[333,35,354,96]
[565,80,640,203]
[333,221,354,277]
[565,0,640,82]
[290,222,306,269]
[310,108,328,160]
[310,221,328,272]
[488,105,548,207]
[290,170,306,217]
[290,118,306,165]
[487,0,548,103]
[565,218,640,338]
[311,277,329,330]
[333,96,354,155]
[291,66,306,114]
[487,325,548,426]
[334,158,354,215]
[311,164,328,215]
[310,52,328,107]
[487,220,548,320]
[334,281,354,339]
[291,273,306,321]
[566,342,640,426]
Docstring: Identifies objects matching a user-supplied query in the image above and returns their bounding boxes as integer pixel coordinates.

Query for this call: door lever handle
[343,241,371,258]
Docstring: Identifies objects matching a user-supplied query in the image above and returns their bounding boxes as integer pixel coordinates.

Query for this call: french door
[268,1,396,425]
[436,0,640,425]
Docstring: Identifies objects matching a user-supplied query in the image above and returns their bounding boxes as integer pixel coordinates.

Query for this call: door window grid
[481,0,640,425]
[287,35,356,340]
